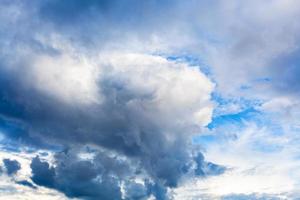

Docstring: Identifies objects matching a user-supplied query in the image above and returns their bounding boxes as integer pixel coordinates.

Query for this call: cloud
[221,193,286,200]
[28,146,225,200]
[3,0,300,199]
[0,149,68,199]
[31,152,126,200]
[15,180,37,189]
[30,156,55,189]
[178,120,300,199]
[29,149,162,200]
[0,42,216,196]
[3,158,21,175]
[0,1,220,198]
[199,0,300,100]
[194,153,226,177]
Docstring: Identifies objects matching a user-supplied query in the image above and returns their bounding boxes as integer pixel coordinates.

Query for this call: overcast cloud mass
[0,0,300,200]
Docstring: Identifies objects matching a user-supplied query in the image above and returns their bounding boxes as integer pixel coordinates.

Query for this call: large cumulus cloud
[1,49,215,199]
[0,0,221,199]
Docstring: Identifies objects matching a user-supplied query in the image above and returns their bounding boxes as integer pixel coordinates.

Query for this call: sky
[0,0,300,199]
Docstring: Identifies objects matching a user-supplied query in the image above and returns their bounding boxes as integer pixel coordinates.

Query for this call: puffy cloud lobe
[3,158,21,175]
[30,151,151,200]
[30,156,55,188]
[53,152,122,200]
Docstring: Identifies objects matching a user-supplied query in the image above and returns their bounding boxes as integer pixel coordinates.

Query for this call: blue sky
[0,0,300,199]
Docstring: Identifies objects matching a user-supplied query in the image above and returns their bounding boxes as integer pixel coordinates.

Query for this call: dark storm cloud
[3,158,21,175]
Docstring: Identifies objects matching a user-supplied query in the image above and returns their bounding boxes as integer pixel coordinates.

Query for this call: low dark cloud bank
[29,150,224,199]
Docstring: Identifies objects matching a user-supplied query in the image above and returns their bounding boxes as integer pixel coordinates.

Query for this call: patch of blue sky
[193,134,217,146]
[209,104,283,134]
[193,93,261,145]
[198,117,285,153]
[208,107,261,129]
[197,113,285,153]
[212,92,262,110]
[163,54,213,77]
[195,92,286,152]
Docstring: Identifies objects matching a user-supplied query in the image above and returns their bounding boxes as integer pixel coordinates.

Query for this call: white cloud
[29,53,101,105]
[21,50,215,131]
[198,0,300,98]
[98,52,214,128]
[173,123,300,199]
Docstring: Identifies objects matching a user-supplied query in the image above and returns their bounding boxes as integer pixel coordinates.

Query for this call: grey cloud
[199,1,300,99]
[3,158,21,175]
[270,48,300,97]
[16,180,37,189]
[0,51,215,198]
[0,1,223,199]
[30,151,136,200]
[30,156,55,188]
[123,181,149,200]
[194,153,226,177]
[29,147,222,200]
